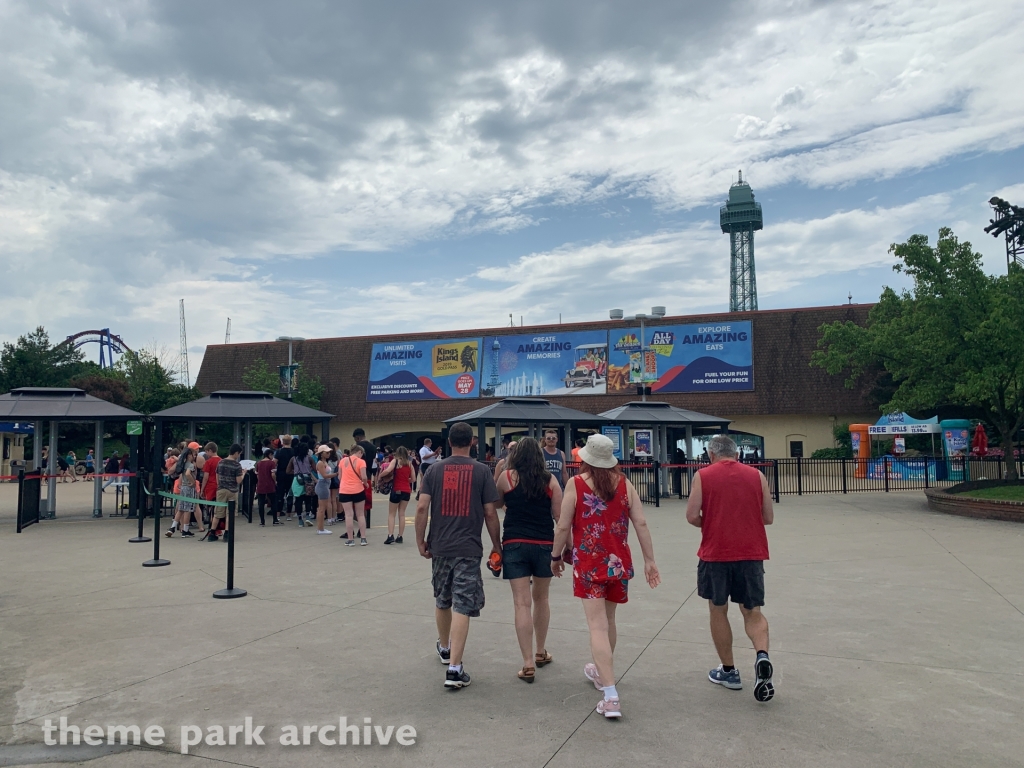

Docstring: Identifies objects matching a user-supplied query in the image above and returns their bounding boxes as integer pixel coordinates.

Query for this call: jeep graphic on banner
[367,338,481,401]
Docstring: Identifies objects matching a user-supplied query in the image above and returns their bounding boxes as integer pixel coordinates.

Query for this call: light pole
[609,307,665,402]
[275,336,305,400]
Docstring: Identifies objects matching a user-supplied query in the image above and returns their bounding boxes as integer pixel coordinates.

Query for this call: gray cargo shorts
[431,556,485,618]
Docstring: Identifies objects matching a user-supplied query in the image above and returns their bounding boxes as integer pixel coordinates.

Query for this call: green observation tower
[720,171,762,312]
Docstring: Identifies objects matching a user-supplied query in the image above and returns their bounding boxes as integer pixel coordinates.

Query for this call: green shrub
[811,447,852,459]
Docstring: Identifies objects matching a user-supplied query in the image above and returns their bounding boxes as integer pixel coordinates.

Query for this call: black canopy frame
[444,397,609,460]
[148,390,334,472]
[0,387,143,519]
[598,401,732,495]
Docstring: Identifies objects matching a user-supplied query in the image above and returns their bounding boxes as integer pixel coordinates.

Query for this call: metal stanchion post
[143,481,170,567]
[130,471,153,543]
[16,469,25,533]
[654,461,660,508]
[213,499,247,599]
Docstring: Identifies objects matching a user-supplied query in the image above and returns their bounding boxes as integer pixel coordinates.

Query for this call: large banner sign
[367,338,481,401]
[480,331,609,397]
[607,321,753,393]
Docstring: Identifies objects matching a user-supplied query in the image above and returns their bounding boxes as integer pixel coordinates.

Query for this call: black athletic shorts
[337,491,366,504]
[389,490,411,503]
[697,559,765,609]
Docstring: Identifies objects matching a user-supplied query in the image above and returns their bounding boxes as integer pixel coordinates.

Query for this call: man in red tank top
[686,434,776,703]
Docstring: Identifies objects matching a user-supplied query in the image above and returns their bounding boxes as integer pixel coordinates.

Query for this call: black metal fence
[666,456,1018,501]
[769,456,1017,496]
[564,461,661,506]
[490,456,1017,507]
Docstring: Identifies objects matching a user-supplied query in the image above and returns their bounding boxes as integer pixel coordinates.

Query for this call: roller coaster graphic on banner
[61,329,133,369]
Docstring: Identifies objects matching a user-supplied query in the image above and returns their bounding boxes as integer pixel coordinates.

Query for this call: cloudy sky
[2,0,1022,380]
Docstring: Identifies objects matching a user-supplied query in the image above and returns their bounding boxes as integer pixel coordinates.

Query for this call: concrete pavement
[1,488,1022,767]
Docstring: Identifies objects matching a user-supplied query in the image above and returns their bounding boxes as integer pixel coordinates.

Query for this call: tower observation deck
[720,171,763,312]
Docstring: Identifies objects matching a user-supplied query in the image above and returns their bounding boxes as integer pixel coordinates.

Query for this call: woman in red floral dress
[552,434,660,719]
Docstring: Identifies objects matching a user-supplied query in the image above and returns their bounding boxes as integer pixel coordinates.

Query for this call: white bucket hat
[577,433,618,469]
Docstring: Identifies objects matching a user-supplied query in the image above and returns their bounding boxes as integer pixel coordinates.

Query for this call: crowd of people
[44,446,131,488]
[154,424,775,720]
[415,424,775,719]
[157,428,432,545]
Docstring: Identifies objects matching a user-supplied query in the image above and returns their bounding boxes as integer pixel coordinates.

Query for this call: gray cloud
[0,0,1021,360]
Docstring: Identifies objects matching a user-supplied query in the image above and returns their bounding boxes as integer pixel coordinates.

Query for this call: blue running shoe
[754,655,775,702]
[708,665,742,689]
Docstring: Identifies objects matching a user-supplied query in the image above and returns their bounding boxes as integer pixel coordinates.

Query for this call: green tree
[242,358,325,410]
[116,350,199,414]
[810,423,853,459]
[68,374,133,407]
[75,348,199,413]
[0,327,97,391]
[812,228,1024,480]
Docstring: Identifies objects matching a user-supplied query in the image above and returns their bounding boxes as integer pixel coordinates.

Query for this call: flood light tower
[720,171,763,312]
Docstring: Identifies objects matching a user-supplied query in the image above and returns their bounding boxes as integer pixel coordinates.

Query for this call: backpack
[376,460,395,496]
[169,453,188,480]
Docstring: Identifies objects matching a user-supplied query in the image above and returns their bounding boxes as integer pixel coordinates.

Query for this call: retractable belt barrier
[138,484,246,599]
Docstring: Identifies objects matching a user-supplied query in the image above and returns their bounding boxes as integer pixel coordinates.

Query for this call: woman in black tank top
[495,437,564,684]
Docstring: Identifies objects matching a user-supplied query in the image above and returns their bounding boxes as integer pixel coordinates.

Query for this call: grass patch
[959,485,1024,501]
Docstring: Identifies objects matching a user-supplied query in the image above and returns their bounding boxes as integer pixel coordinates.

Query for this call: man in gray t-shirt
[416,422,501,690]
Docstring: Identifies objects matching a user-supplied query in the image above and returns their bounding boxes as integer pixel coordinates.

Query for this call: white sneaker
[304,519,314,527]
[584,663,602,690]
[317,529,332,535]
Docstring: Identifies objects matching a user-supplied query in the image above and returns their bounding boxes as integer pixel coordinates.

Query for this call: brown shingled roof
[195,304,876,421]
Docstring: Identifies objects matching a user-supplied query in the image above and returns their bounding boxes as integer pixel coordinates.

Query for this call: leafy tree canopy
[0,327,198,414]
[242,359,325,410]
[0,327,97,391]
[812,228,1024,479]
[111,349,200,414]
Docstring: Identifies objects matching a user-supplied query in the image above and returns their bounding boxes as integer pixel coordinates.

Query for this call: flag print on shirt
[441,463,474,517]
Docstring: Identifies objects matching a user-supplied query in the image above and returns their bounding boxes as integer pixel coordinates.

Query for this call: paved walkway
[1,491,1022,767]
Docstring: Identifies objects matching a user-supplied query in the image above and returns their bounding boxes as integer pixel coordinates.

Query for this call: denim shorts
[501,542,553,580]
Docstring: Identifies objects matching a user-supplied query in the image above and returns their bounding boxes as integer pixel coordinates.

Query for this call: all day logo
[649,330,674,357]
